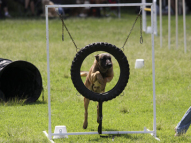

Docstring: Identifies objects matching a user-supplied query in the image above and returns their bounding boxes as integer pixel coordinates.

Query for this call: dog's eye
[101,57,106,60]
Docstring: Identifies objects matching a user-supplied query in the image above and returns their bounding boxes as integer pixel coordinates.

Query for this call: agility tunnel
[0,58,42,103]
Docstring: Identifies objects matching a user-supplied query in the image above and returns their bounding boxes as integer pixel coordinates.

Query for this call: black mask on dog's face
[95,53,112,69]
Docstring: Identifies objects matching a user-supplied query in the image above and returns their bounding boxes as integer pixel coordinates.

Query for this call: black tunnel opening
[0,59,42,103]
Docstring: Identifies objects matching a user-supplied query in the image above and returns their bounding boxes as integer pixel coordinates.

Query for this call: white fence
[142,0,187,53]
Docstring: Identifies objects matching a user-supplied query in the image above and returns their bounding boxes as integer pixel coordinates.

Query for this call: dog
[82,53,114,129]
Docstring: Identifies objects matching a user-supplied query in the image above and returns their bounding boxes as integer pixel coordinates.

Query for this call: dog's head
[95,53,112,70]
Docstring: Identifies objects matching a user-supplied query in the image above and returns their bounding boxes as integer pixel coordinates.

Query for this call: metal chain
[62,19,64,41]
[56,10,80,52]
[121,8,143,51]
[56,8,143,52]
[140,11,143,44]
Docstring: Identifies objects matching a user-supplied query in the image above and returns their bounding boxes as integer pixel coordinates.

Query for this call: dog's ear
[95,54,99,62]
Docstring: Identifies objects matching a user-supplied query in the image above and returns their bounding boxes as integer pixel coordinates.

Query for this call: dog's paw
[95,71,100,74]
[83,122,88,129]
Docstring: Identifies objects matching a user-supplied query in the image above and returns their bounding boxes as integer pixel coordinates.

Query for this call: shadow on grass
[0,99,47,106]
[89,128,142,141]
[28,100,47,105]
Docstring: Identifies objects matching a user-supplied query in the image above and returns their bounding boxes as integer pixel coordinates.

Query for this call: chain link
[121,8,143,51]
[57,10,80,52]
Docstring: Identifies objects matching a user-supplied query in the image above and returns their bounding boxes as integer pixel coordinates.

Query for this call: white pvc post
[142,0,147,32]
[175,0,178,49]
[45,6,52,141]
[168,0,171,49]
[151,4,157,138]
[183,0,187,53]
[159,0,162,47]
[118,0,121,18]
[154,0,157,35]
[52,130,155,136]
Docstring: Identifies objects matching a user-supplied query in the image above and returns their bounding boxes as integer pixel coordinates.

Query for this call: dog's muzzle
[106,63,112,68]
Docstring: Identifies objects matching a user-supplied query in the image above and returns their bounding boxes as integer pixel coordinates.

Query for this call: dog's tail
[80,71,88,77]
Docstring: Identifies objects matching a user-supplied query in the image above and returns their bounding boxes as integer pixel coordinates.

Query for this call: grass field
[0,12,191,143]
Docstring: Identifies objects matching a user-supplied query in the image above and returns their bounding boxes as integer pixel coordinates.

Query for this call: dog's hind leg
[83,97,90,129]
[97,103,99,123]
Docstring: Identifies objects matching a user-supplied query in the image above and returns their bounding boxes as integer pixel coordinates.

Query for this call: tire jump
[71,42,130,102]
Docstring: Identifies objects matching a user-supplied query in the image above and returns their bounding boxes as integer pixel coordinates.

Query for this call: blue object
[176,106,191,134]
[58,7,64,15]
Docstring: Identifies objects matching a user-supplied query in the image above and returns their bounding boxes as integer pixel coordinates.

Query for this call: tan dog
[83,53,114,129]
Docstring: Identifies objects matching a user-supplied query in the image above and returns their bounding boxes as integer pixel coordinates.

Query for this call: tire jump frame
[43,3,159,142]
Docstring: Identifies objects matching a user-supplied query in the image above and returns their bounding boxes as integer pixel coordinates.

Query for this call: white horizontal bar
[43,131,54,143]
[52,130,154,136]
[46,3,153,8]
[43,131,48,137]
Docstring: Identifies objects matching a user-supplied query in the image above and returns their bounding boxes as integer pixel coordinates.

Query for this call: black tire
[71,42,130,102]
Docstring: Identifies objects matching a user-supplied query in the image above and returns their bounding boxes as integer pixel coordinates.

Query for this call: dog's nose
[107,63,112,68]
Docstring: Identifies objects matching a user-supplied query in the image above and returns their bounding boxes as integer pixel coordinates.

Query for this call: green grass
[0,13,191,143]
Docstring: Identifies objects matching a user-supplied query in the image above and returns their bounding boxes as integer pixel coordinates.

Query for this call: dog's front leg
[103,76,113,83]
[96,74,104,84]
[90,72,98,83]
[83,97,90,129]
[90,71,104,84]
